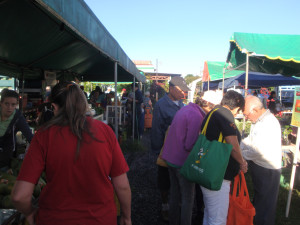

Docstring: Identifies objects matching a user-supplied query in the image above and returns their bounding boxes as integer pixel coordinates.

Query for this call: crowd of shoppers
[0,80,283,225]
[152,87,281,225]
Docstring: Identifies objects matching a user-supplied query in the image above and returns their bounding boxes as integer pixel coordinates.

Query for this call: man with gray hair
[241,95,282,225]
[151,76,190,221]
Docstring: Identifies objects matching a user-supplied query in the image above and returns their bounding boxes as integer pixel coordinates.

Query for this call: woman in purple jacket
[161,97,206,225]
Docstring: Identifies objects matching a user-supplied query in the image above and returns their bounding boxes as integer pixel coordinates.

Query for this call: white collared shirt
[240,110,282,169]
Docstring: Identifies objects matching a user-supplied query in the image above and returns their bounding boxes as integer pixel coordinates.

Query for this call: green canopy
[227,32,300,77]
[202,61,243,81]
[0,0,146,82]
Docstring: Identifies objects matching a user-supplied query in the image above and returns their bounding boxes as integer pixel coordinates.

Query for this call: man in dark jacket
[151,76,190,221]
[0,89,33,172]
[128,83,144,139]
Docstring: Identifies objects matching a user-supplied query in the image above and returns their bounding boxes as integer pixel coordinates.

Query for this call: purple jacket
[162,103,206,166]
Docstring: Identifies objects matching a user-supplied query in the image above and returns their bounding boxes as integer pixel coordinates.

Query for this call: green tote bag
[180,108,233,191]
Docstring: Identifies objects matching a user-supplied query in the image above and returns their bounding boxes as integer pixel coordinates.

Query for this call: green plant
[282,125,292,144]
[94,107,104,115]
[120,139,145,153]
[235,120,252,136]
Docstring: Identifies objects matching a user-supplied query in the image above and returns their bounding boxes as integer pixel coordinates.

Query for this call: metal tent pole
[20,69,25,113]
[286,128,300,217]
[14,77,17,91]
[242,53,250,138]
[245,53,249,97]
[114,62,118,138]
[156,59,158,101]
[132,77,136,140]
[208,79,210,91]
[222,67,225,92]
[280,87,282,105]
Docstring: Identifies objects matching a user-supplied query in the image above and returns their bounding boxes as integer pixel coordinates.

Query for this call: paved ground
[124,129,203,225]
[124,130,167,225]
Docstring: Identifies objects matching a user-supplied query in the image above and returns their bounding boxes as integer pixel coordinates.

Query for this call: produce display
[0,149,46,210]
[0,172,16,209]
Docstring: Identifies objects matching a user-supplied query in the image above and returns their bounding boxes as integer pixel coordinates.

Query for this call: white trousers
[200,180,231,225]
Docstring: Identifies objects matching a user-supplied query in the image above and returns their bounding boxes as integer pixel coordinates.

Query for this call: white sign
[44,71,57,86]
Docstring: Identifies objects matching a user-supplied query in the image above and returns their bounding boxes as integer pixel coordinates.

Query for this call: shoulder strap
[201,108,218,135]
[201,108,225,143]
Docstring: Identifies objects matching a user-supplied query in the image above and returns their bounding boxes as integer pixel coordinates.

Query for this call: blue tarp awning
[0,0,146,82]
[202,80,220,91]
[218,72,300,89]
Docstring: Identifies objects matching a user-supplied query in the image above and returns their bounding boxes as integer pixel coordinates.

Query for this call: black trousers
[248,161,281,225]
[157,165,170,191]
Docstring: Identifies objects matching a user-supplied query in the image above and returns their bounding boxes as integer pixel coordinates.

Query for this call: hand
[26,208,38,225]
[26,215,35,225]
[119,216,132,225]
[240,160,248,173]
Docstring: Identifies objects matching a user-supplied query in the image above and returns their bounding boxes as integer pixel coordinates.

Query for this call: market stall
[0,0,145,82]
[202,61,243,91]
[0,0,145,223]
[218,72,300,90]
[226,32,300,217]
[0,0,146,137]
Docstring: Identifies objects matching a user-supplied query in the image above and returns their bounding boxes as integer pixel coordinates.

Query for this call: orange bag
[227,172,256,225]
[144,107,153,128]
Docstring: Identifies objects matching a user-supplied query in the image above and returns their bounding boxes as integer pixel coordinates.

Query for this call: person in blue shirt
[127,83,144,139]
[151,76,190,221]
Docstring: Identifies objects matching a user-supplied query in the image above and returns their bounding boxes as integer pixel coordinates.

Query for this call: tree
[184,74,200,85]
[149,81,168,106]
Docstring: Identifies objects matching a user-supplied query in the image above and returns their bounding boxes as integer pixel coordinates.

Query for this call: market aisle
[124,129,168,225]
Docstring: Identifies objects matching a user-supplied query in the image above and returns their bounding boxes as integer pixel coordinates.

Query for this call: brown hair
[1,89,19,102]
[45,81,98,158]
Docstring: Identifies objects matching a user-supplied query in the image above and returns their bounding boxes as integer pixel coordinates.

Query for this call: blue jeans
[133,112,144,139]
[168,166,195,225]
[138,112,145,137]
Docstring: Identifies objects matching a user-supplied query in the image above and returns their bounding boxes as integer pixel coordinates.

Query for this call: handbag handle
[201,108,224,143]
[232,172,250,202]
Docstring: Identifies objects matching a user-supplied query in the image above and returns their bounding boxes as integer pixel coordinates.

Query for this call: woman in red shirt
[11,82,131,225]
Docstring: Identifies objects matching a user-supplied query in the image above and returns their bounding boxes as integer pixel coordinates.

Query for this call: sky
[84,0,300,77]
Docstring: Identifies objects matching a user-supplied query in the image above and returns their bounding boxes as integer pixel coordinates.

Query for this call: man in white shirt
[241,95,282,225]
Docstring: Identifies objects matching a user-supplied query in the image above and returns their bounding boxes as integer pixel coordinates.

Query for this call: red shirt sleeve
[17,131,46,184]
